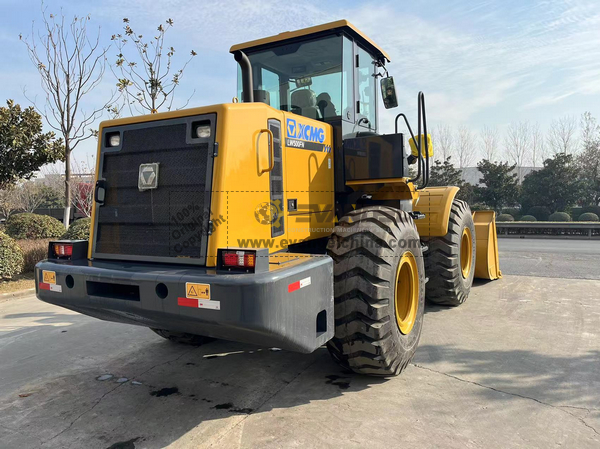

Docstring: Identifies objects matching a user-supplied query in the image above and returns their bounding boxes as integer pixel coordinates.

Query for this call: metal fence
[496,222,600,239]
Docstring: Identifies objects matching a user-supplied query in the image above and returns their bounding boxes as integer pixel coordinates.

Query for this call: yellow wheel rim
[395,251,419,335]
[460,227,473,279]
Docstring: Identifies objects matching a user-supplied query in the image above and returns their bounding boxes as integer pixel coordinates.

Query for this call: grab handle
[256,128,274,174]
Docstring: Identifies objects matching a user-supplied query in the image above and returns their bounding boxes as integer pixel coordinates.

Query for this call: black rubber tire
[326,206,425,376]
[422,199,476,306]
[150,328,215,346]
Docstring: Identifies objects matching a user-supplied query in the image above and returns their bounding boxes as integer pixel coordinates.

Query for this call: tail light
[221,250,256,268]
[54,243,73,257]
[217,248,270,273]
[47,240,88,261]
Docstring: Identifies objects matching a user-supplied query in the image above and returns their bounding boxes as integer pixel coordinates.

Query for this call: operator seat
[317,92,337,118]
[291,89,319,120]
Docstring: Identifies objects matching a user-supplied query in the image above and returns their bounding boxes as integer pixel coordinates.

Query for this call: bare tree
[433,124,454,161]
[530,122,545,167]
[21,8,110,228]
[112,18,196,115]
[504,121,531,183]
[15,181,45,212]
[547,115,577,155]
[42,156,95,217]
[480,125,499,162]
[0,188,20,220]
[455,125,476,168]
[70,157,95,217]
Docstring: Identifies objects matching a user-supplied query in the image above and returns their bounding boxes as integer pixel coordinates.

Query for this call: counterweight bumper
[35,255,334,353]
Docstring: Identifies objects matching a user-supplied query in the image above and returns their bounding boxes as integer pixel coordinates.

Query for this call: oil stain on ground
[150,387,179,397]
[212,403,254,414]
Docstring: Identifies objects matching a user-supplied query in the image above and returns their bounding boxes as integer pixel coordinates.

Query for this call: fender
[415,186,460,237]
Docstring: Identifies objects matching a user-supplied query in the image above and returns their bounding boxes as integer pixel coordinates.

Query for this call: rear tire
[326,206,425,376]
[151,328,215,346]
[422,199,476,306]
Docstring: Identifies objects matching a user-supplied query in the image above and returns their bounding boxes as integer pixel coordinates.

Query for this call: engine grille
[94,115,215,264]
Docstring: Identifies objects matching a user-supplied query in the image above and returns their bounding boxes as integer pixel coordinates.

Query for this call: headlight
[195,125,211,138]
[107,133,121,147]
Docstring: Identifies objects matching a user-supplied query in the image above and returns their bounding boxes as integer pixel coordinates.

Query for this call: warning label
[42,271,56,284]
[185,282,210,300]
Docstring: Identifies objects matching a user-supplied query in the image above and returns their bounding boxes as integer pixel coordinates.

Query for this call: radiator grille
[94,116,215,263]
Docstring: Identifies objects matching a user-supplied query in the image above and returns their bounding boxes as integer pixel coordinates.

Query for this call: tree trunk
[63,145,72,229]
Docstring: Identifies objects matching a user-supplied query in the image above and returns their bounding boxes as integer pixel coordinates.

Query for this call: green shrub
[528,206,551,221]
[61,217,91,240]
[0,232,24,279]
[502,208,521,219]
[577,212,599,222]
[581,205,600,217]
[519,215,537,222]
[496,213,514,222]
[548,211,571,222]
[6,213,65,239]
[469,203,488,211]
[16,239,50,273]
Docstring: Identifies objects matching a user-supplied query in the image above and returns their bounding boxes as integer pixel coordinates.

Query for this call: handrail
[394,92,430,189]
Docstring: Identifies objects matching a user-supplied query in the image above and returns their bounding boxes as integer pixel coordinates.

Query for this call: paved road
[1,272,599,448]
[499,238,600,280]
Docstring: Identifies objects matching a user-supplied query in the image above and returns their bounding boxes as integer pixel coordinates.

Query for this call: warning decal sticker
[39,282,62,292]
[42,271,56,284]
[185,282,210,300]
[288,276,311,293]
[178,297,220,310]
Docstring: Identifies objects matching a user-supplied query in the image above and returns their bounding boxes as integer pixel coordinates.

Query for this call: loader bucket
[472,211,502,280]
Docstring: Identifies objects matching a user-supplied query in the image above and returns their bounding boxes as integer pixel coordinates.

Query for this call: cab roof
[229,19,391,62]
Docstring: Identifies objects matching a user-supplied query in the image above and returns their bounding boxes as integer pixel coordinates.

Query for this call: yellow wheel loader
[36,20,501,376]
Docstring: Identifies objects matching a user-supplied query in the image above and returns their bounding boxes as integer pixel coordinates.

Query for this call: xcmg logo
[287,118,325,143]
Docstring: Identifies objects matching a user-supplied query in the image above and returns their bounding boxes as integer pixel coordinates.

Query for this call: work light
[107,133,121,147]
[195,124,211,138]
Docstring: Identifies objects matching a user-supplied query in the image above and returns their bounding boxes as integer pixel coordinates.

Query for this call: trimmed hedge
[496,213,514,222]
[502,208,521,220]
[577,212,599,222]
[581,205,600,217]
[548,212,571,222]
[6,213,65,239]
[519,215,537,222]
[61,217,91,240]
[0,232,24,279]
[16,239,51,273]
[528,206,551,221]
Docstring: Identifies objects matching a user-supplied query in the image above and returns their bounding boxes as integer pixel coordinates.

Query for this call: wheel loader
[36,20,501,376]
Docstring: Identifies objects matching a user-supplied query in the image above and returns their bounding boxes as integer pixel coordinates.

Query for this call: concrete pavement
[499,238,600,279]
[1,273,599,448]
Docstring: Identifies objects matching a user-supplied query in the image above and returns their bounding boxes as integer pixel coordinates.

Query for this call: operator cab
[231,20,430,205]
[231,20,392,135]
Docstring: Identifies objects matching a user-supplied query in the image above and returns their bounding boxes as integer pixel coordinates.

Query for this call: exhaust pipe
[233,50,254,103]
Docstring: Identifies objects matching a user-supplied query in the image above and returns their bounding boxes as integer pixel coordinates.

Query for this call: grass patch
[0,272,35,296]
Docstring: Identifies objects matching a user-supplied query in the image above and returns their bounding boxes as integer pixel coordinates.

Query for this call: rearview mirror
[380,76,398,109]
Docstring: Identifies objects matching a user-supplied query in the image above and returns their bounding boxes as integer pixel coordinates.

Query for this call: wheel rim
[460,227,473,279]
[395,251,419,335]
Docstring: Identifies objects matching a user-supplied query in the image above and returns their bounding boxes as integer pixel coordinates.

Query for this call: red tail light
[53,243,73,258]
[222,250,256,268]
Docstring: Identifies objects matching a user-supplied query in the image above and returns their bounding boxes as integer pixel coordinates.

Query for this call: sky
[2,0,600,165]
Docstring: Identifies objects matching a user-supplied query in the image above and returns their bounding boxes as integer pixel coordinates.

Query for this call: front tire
[423,199,476,306]
[326,206,425,376]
